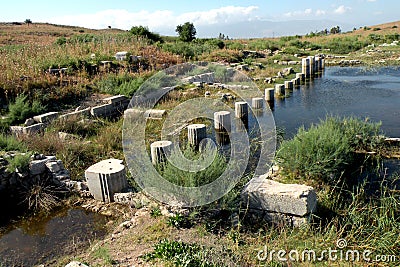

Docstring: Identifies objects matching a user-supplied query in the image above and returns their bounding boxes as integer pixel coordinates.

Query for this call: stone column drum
[85,159,127,203]
[187,124,207,147]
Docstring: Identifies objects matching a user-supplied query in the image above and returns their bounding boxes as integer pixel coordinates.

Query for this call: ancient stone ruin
[85,159,128,203]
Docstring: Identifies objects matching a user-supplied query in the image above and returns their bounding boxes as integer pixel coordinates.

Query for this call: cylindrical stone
[214,111,231,132]
[235,102,248,119]
[252,97,264,109]
[265,88,275,102]
[284,80,293,90]
[215,131,229,146]
[315,57,321,73]
[275,84,285,96]
[187,124,206,147]
[150,140,172,165]
[321,58,325,69]
[296,72,305,81]
[302,58,310,78]
[308,56,315,77]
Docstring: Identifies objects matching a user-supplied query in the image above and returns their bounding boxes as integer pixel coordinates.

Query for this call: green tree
[330,26,341,34]
[175,22,196,42]
[129,25,162,43]
[24,19,32,25]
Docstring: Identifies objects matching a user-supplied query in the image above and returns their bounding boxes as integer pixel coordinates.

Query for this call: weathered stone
[114,192,136,204]
[59,107,91,121]
[30,156,57,176]
[115,51,128,61]
[282,67,294,76]
[65,261,89,267]
[45,161,61,173]
[90,103,114,117]
[241,176,317,216]
[33,112,59,123]
[58,132,79,140]
[24,118,35,127]
[102,94,129,105]
[10,126,24,137]
[85,159,127,203]
[23,123,45,135]
[144,109,166,119]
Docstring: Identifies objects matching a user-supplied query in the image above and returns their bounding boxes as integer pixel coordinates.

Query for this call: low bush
[159,144,227,187]
[96,73,146,97]
[276,116,382,183]
[7,94,45,124]
[142,239,216,267]
[6,152,31,173]
[0,133,27,152]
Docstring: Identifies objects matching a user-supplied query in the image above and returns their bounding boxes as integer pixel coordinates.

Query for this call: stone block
[241,176,317,216]
[59,108,91,121]
[25,118,35,126]
[33,112,59,123]
[30,156,57,176]
[23,123,45,135]
[144,109,166,119]
[102,95,128,105]
[85,159,127,203]
[10,126,24,137]
[45,161,61,173]
[90,103,114,117]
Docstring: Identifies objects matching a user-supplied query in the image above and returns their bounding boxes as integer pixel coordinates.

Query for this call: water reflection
[273,66,400,138]
[0,207,108,266]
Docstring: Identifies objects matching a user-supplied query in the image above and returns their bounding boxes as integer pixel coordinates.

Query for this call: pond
[0,207,109,266]
[272,66,400,138]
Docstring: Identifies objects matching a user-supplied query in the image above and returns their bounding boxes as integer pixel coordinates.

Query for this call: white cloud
[284,8,312,17]
[284,8,327,18]
[334,5,352,14]
[367,0,377,2]
[304,8,313,15]
[48,6,259,33]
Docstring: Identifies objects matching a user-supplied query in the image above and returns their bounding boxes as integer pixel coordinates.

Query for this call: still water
[0,207,108,266]
[272,66,400,138]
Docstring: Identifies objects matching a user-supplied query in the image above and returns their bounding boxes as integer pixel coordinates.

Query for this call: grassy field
[0,20,399,266]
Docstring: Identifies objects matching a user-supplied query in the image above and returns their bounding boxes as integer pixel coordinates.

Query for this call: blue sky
[2,0,399,37]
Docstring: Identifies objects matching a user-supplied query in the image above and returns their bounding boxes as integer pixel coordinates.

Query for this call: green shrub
[323,37,368,54]
[142,239,216,267]
[55,37,67,45]
[129,25,163,43]
[0,133,27,152]
[159,145,227,187]
[276,116,382,183]
[6,153,31,173]
[167,213,191,229]
[7,94,45,124]
[96,73,146,97]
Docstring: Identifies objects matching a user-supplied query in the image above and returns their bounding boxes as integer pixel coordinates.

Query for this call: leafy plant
[6,153,31,173]
[276,116,382,183]
[150,206,162,218]
[160,145,227,187]
[93,246,116,265]
[0,133,27,152]
[167,213,191,229]
[7,94,45,124]
[142,239,216,267]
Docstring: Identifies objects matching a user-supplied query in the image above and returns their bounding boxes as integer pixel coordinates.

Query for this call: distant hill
[0,22,124,46]
[348,21,400,37]
[0,20,399,46]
